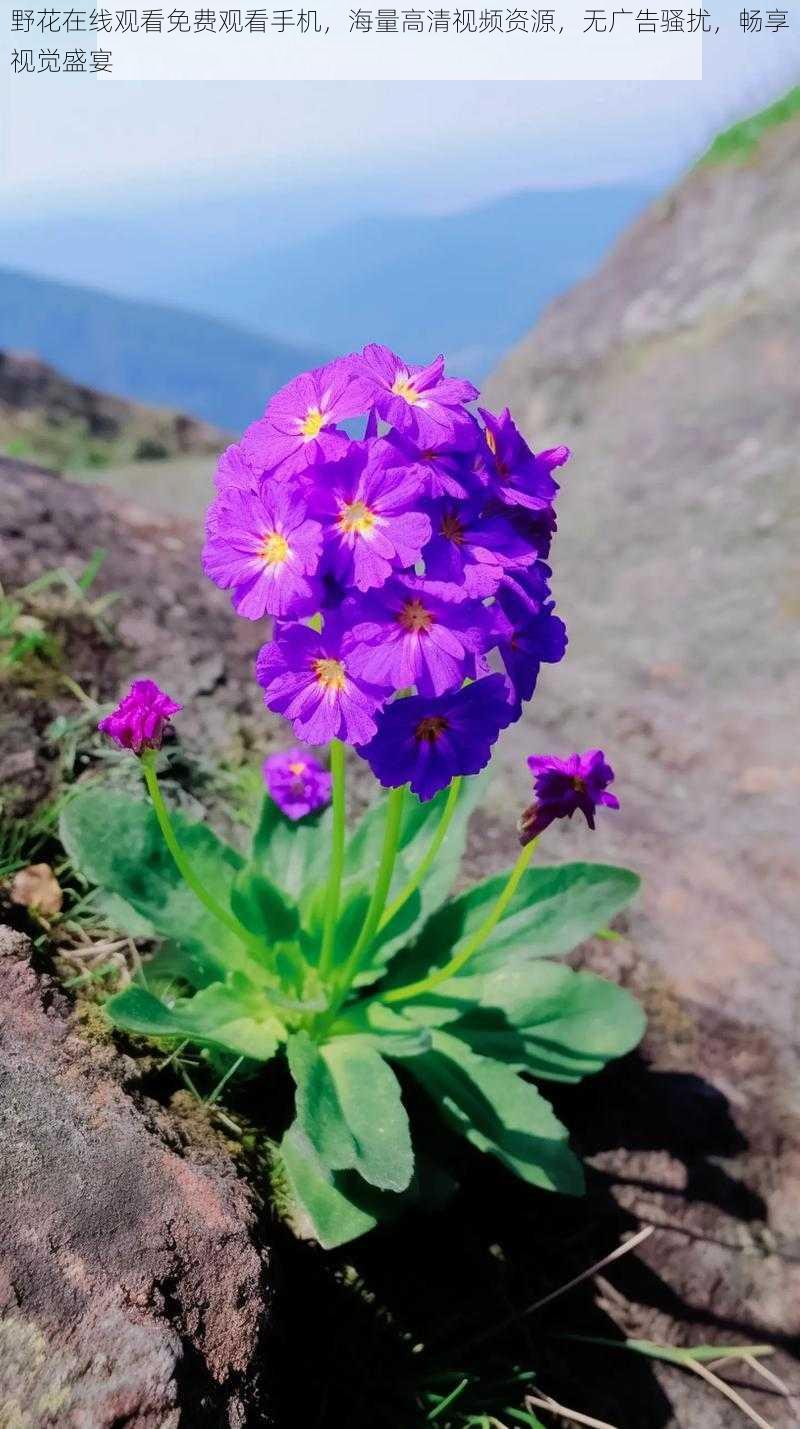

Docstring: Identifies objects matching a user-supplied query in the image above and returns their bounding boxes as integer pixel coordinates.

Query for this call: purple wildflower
[382,428,479,500]
[423,498,538,599]
[479,407,569,511]
[351,344,478,447]
[241,358,365,480]
[494,574,567,715]
[497,603,567,716]
[505,504,558,564]
[358,675,513,801]
[213,441,260,494]
[519,750,619,845]
[256,620,390,746]
[346,576,494,697]
[202,484,323,620]
[312,441,432,593]
[98,680,182,756]
[263,747,332,821]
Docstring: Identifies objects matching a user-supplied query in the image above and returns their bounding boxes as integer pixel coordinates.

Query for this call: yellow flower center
[398,598,434,634]
[414,715,449,744]
[391,374,420,405]
[312,657,347,691]
[440,512,465,545]
[288,760,307,776]
[259,531,290,565]
[485,428,497,456]
[301,407,326,439]
[338,499,376,535]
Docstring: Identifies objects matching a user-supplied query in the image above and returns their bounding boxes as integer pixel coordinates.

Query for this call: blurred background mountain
[0,183,651,434]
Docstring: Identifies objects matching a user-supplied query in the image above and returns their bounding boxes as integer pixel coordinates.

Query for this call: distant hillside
[0,349,227,473]
[0,268,324,432]
[0,185,652,388]
[485,103,800,1040]
[699,84,800,166]
[188,185,653,377]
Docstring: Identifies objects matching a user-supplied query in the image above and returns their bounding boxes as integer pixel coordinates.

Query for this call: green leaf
[385,861,640,990]
[288,1032,414,1191]
[275,1122,380,1249]
[331,1001,433,1058]
[409,1030,584,1194]
[60,788,250,974]
[135,938,225,993]
[251,794,332,901]
[106,977,285,1060]
[401,962,645,1082]
[230,864,299,942]
[274,1123,456,1250]
[287,1031,358,1170]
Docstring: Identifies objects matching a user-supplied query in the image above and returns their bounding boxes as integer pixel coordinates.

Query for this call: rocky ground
[1,450,798,1426]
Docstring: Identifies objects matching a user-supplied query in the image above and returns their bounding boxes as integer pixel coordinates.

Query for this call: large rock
[0,926,270,1428]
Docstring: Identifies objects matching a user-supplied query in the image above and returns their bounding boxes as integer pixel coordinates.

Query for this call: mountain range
[0,268,321,434]
[0,183,651,429]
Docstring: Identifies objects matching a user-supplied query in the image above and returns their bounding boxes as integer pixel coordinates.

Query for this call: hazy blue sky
[2,32,798,219]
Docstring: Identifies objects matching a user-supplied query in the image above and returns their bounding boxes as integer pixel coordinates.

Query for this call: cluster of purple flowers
[203,345,569,801]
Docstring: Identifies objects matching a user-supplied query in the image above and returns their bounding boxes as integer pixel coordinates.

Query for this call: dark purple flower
[345,576,494,697]
[423,497,538,599]
[312,441,431,593]
[202,484,323,620]
[98,680,182,756]
[496,601,567,716]
[382,428,479,500]
[506,504,558,564]
[263,747,332,820]
[519,750,619,844]
[241,358,365,480]
[351,344,478,447]
[357,675,514,801]
[479,407,569,511]
[256,620,390,746]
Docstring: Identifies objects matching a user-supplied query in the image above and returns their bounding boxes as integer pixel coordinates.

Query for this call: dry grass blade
[521,1225,656,1318]
[685,1358,776,1429]
[524,1391,619,1429]
[460,1226,655,1354]
[740,1352,796,1402]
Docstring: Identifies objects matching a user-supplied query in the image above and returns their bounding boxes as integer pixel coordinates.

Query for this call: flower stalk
[381,837,537,1005]
[379,776,462,931]
[140,749,262,953]
[331,784,406,1009]
[318,739,347,980]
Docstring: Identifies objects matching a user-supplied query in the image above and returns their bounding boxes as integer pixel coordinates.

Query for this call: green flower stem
[318,739,347,981]
[140,750,259,951]
[381,838,537,1005]
[332,785,406,1006]
[378,776,462,933]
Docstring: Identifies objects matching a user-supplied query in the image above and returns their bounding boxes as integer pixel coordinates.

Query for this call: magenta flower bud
[519,749,619,845]
[97,680,182,756]
[263,747,332,821]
